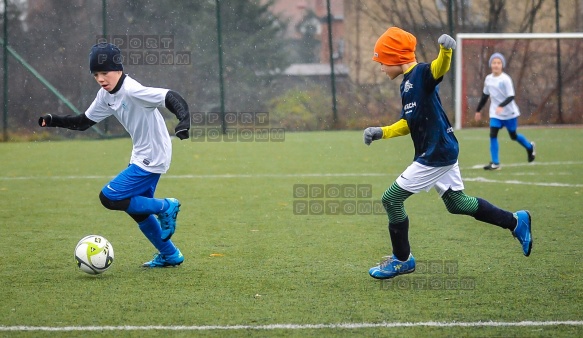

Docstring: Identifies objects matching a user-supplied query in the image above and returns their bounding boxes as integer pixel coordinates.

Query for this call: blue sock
[127,196,168,215]
[515,133,532,150]
[489,137,499,164]
[137,215,177,255]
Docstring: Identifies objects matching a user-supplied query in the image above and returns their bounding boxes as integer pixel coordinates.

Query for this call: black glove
[175,119,190,140]
[38,114,53,127]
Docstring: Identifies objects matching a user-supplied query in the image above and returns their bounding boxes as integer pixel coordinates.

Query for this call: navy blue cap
[89,43,123,73]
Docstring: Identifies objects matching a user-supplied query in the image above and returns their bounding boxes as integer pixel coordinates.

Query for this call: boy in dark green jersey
[363,27,532,279]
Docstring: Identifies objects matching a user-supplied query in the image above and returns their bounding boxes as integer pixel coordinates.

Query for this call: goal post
[454,32,583,130]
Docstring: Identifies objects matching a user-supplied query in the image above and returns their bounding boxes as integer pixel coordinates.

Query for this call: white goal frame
[454,32,583,130]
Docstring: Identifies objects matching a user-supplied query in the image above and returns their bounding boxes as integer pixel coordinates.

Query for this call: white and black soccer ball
[74,235,114,275]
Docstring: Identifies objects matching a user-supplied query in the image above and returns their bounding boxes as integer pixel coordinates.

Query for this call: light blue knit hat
[489,52,506,68]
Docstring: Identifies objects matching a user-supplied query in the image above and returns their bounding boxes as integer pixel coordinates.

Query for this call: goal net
[454,33,583,129]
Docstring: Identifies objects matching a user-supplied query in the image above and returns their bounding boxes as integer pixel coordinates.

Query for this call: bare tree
[486,0,506,32]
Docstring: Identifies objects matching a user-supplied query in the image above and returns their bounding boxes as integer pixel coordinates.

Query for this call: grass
[0,127,582,337]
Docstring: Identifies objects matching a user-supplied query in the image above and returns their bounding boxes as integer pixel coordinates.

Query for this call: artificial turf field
[1,127,582,337]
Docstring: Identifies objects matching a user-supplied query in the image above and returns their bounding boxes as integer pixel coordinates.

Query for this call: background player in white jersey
[363,28,532,280]
[475,52,535,170]
[39,43,190,268]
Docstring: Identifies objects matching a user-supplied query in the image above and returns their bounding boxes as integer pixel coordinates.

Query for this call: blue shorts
[101,164,161,201]
[490,117,518,132]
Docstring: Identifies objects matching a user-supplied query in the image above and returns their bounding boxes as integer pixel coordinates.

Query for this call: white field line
[467,161,583,169]
[1,161,582,187]
[463,177,583,188]
[1,321,582,331]
[0,173,388,180]
[1,174,582,188]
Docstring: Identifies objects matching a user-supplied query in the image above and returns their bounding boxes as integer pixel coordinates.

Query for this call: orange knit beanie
[372,27,417,66]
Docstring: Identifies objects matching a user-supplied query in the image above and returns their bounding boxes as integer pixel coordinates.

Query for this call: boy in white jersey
[475,52,535,170]
[363,28,532,279]
[39,43,190,268]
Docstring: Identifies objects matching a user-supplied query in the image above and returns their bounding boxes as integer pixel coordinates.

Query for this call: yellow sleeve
[381,119,410,139]
[430,45,453,79]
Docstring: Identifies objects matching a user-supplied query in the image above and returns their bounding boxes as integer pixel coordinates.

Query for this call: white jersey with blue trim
[483,72,520,120]
[85,76,171,174]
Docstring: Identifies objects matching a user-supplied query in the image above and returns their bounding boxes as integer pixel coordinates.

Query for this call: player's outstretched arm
[165,90,190,140]
[38,114,96,131]
[430,34,455,80]
[364,119,410,146]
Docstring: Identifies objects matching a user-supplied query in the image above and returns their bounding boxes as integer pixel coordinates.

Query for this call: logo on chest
[404,101,417,115]
[404,80,413,93]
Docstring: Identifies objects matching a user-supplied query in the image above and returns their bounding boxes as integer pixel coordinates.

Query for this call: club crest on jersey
[404,80,413,92]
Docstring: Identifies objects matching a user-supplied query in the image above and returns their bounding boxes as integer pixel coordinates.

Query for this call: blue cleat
[158,198,180,242]
[369,254,416,279]
[513,210,533,256]
[142,249,184,268]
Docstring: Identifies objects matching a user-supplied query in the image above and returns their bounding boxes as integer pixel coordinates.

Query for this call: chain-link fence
[1,0,581,141]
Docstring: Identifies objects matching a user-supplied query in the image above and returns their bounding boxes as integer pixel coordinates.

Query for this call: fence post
[326,0,338,129]
[215,0,226,134]
[3,0,8,141]
[555,0,563,123]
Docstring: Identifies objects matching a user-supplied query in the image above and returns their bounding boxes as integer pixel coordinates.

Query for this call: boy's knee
[442,190,477,215]
[99,191,130,211]
[381,191,399,211]
[508,131,518,140]
[489,127,500,139]
[442,190,462,214]
[381,192,391,205]
[128,213,148,223]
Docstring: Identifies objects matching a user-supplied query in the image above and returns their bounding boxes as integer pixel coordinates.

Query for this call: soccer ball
[74,235,114,275]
